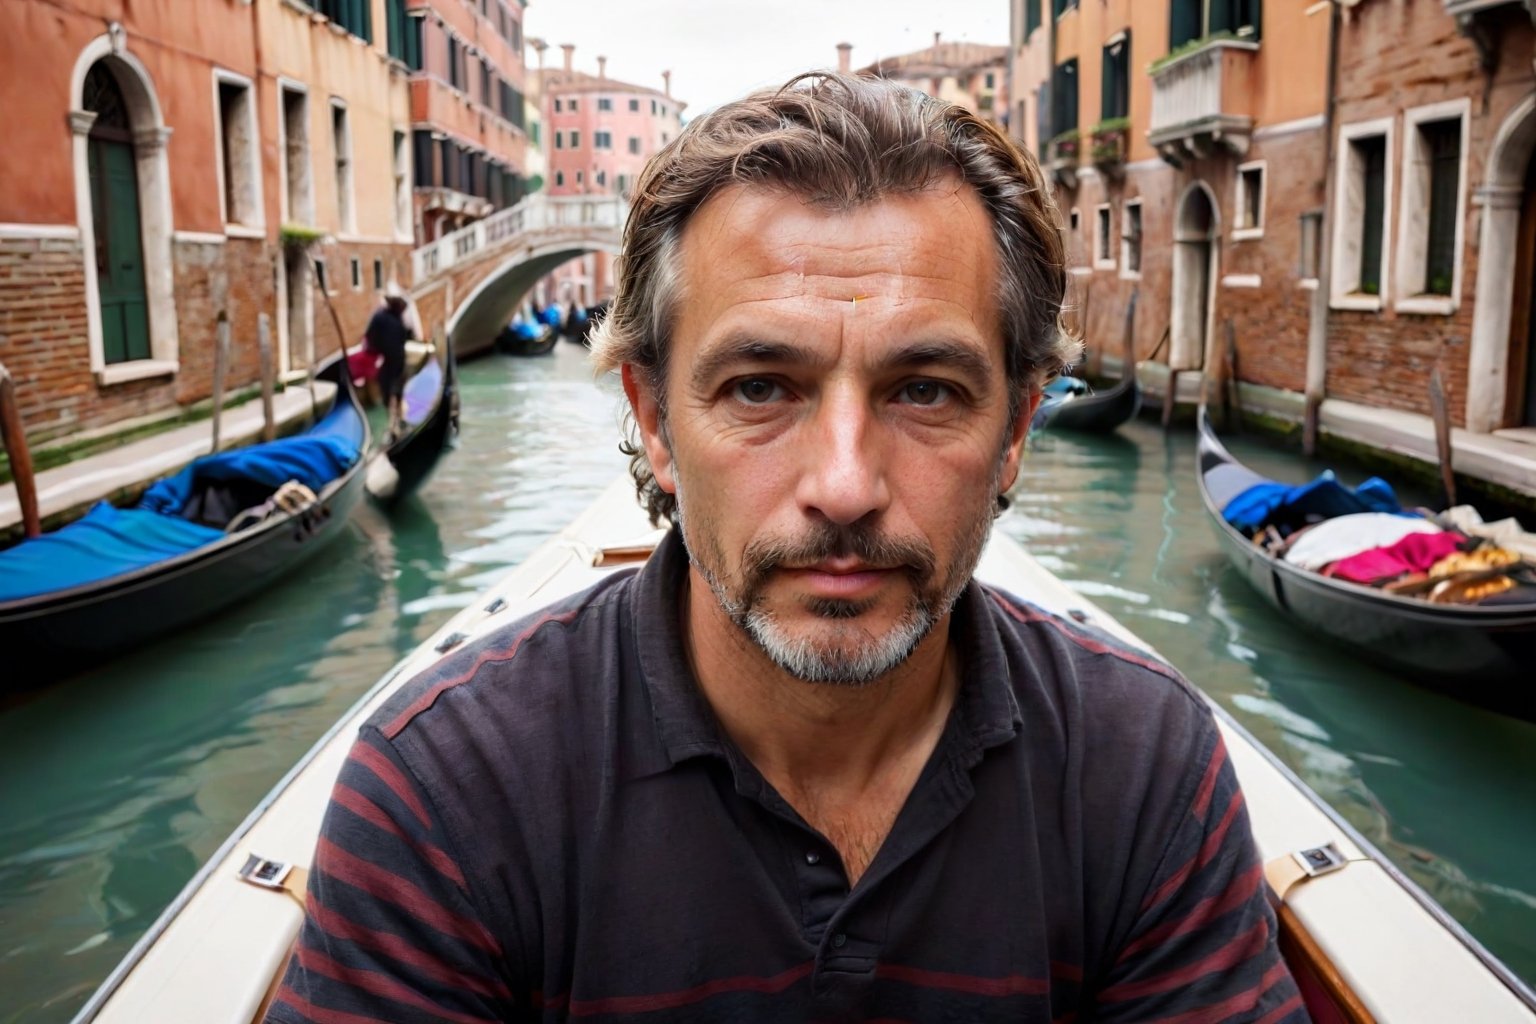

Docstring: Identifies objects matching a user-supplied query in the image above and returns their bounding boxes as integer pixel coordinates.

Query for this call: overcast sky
[523,0,1010,117]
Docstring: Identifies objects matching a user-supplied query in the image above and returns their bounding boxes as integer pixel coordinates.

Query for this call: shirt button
[805,850,820,865]
[831,932,847,949]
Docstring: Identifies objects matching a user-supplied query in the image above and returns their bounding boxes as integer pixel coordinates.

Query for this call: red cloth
[1323,531,1464,584]
[347,344,382,386]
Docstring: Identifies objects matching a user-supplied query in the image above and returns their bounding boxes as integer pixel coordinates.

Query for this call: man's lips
[778,562,900,598]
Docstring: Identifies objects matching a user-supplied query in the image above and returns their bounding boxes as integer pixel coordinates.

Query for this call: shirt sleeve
[263,726,518,1024]
[1088,729,1310,1023]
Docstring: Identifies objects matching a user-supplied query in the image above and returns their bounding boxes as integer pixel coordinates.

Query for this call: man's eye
[898,380,951,406]
[733,378,784,404]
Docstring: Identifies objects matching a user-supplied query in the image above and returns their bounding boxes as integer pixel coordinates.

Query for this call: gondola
[495,321,558,357]
[365,337,459,508]
[1196,407,1536,719]
[0,356,370,688]
[69,476,1536,1024]
[1032,290,1142,434]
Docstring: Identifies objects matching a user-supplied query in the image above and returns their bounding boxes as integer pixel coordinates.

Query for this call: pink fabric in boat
[1322,531,1464,585]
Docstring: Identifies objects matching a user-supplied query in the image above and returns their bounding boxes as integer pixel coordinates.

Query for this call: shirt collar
[628,528,1022,777]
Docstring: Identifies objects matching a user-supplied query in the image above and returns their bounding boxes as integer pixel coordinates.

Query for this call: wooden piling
[0,360,41,539]
[211,311,230,454]
[258,313,276,442]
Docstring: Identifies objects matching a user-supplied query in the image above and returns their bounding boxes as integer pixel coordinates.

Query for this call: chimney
[529,37,548,72]
[597,55,607,79]
[836,42,852,74]
[661,70,672,97]
[561,43,574,73]
[933,31,941,49]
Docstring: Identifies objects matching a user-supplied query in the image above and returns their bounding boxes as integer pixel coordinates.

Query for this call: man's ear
[997,390,1040,496]
[622,364,677,495]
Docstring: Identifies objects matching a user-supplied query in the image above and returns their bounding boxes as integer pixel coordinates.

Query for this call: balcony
[1090,119,1129,175]
[1444,1,1536,68]
[1147,37,1259,167]
[1046,132,1080,189]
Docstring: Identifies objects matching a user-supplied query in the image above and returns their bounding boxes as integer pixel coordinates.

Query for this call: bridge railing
[411,194,628,282]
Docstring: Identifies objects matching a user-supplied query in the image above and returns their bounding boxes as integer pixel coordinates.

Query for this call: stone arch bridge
[408,194,626,356]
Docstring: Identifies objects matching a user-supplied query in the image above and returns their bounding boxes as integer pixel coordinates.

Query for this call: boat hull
[1197,414,1536,719]
[496,326,558,357]
[1034,379,1141,433]
[369,345,458,509]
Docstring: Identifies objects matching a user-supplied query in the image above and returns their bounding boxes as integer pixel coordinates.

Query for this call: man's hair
[591,71,1077,526]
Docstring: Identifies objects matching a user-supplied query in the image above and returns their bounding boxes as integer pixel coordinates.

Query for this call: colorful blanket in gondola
[0,402,362,603]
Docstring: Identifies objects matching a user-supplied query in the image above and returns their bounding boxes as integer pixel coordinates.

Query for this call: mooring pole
[211,311,230,454]
[0,359,41,539]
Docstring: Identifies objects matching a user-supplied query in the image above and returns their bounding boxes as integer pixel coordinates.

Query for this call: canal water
[1,344,1532,1020]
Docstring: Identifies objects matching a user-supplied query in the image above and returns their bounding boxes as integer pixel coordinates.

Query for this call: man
[268,74,1305,1023]
[367,282,415,439]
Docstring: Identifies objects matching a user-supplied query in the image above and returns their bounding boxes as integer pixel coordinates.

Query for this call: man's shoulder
[978,584,1214,743]
[367,567,638,750]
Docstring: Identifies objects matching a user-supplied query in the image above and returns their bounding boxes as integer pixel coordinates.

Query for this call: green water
[0,350,1531,1020]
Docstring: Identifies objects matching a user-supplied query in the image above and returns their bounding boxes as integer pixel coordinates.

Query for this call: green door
[89,136,151,364]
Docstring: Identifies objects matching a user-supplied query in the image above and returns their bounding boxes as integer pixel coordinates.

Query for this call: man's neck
[681,565,959,799]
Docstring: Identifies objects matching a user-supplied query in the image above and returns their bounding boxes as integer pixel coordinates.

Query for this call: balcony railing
[1148,38,1259,166]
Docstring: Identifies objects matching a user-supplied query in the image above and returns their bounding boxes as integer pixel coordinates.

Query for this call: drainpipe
[1303,0,1342,455]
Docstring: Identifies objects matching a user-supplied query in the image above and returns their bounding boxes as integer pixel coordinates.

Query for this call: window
[481,60,492,107]
[373,258,383,290]
[280,86,312,224]
[569,130,580,148]
[412,129,434,187]
[595,131,612,149]
[1094,204,1114,268]
[556,170,564,186]
[350,257,361,290]
[1396,103,1468,311]
[314,0,372,42]
[1235,161,1265,239]
[628,136,642,155]
[629,98,640,112]
[331,102,353,232]
[1053,0,1077,14]
[314,258,328,293]
[596,170,607,187]
[1101,34,1130,121]
[554,130,564,149]
[216,75,260,226]
[448,36,463,91]
[985,72,996,90]
[1050,60,1078,141]
[531,121,540,147]
[554,98,562,113]
[598,97,612,111]
[1170,0,1261,50]
[569,98,579,112]
[1330,119,1393,310]
[575,170,583,184]
[651,99,658,115]
[385,0,420,66]
[1025,0,1041,37]
[1121,200,1142,276]
[1298,210,1322,285]
[617,173,630,195]
[1069,208,1081,233]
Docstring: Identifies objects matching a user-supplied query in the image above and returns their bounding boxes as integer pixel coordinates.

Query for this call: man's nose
[795,388,890,527]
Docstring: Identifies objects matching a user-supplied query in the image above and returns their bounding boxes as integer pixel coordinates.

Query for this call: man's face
[626,179,1036,685]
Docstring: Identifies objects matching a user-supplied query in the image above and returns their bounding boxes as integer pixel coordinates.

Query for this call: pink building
[855,33,1010,133]
[537,46,684,305]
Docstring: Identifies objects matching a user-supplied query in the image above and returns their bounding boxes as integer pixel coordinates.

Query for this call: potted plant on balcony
[1091,118,1130,172]
[1048,130,1080,188]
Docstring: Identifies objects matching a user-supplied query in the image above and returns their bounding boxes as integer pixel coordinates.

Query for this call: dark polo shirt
[269,529,1305,1023]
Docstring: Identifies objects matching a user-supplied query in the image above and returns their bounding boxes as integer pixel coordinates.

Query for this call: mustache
[740,522,937,585]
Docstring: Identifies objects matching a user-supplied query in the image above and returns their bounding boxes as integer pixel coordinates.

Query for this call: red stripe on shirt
[383,609,582,739]
[348,741,432,830]
[562,961,814,1016]
[1099,916,1269,1002]
[316,837,500,955]
[1118,863,1263,964]
[989,592,1184,684]
[1190,738,1228,822]
[1142,959,1293,1024]
[331,781,466,888]
[271,984,397,1024]
[874,963,1050,997]
[1254,992,1306,1024]
[1142,789,1245,913]
[307,890,512,1003]
[296,946,494,1024]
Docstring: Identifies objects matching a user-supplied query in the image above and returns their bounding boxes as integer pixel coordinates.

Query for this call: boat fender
[237,853,309,908]
[1264,842,1350,902]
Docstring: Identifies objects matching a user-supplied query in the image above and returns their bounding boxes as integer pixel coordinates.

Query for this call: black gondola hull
[496,326,558,357]
[1034,379,1142,434]
[369,344,459,509]
[1197,412,1536,719]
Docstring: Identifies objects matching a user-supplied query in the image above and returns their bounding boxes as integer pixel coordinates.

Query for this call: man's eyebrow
[688,335,818,391]
[879,339,996,385]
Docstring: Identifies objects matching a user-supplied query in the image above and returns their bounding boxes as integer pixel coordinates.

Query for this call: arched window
[83,62,151,365]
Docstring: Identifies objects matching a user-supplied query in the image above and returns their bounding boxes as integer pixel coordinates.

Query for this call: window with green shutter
[1422,119,1460,296]
[1025,0,1041,37]
[1357,136,1387,295]
[1050,59,1078,139]
[1101,33,1130,121]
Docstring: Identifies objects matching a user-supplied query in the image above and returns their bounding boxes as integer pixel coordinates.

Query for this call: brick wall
[1326,0,1536,426]
[310,242,415,357]
[1055,124,1324,392]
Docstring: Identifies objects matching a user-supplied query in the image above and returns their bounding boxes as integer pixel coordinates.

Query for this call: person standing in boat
[366,282,415,440]
[267,74,1306,1024]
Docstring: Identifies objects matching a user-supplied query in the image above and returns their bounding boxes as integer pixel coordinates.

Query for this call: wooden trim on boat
[1277,902,1378,1024]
